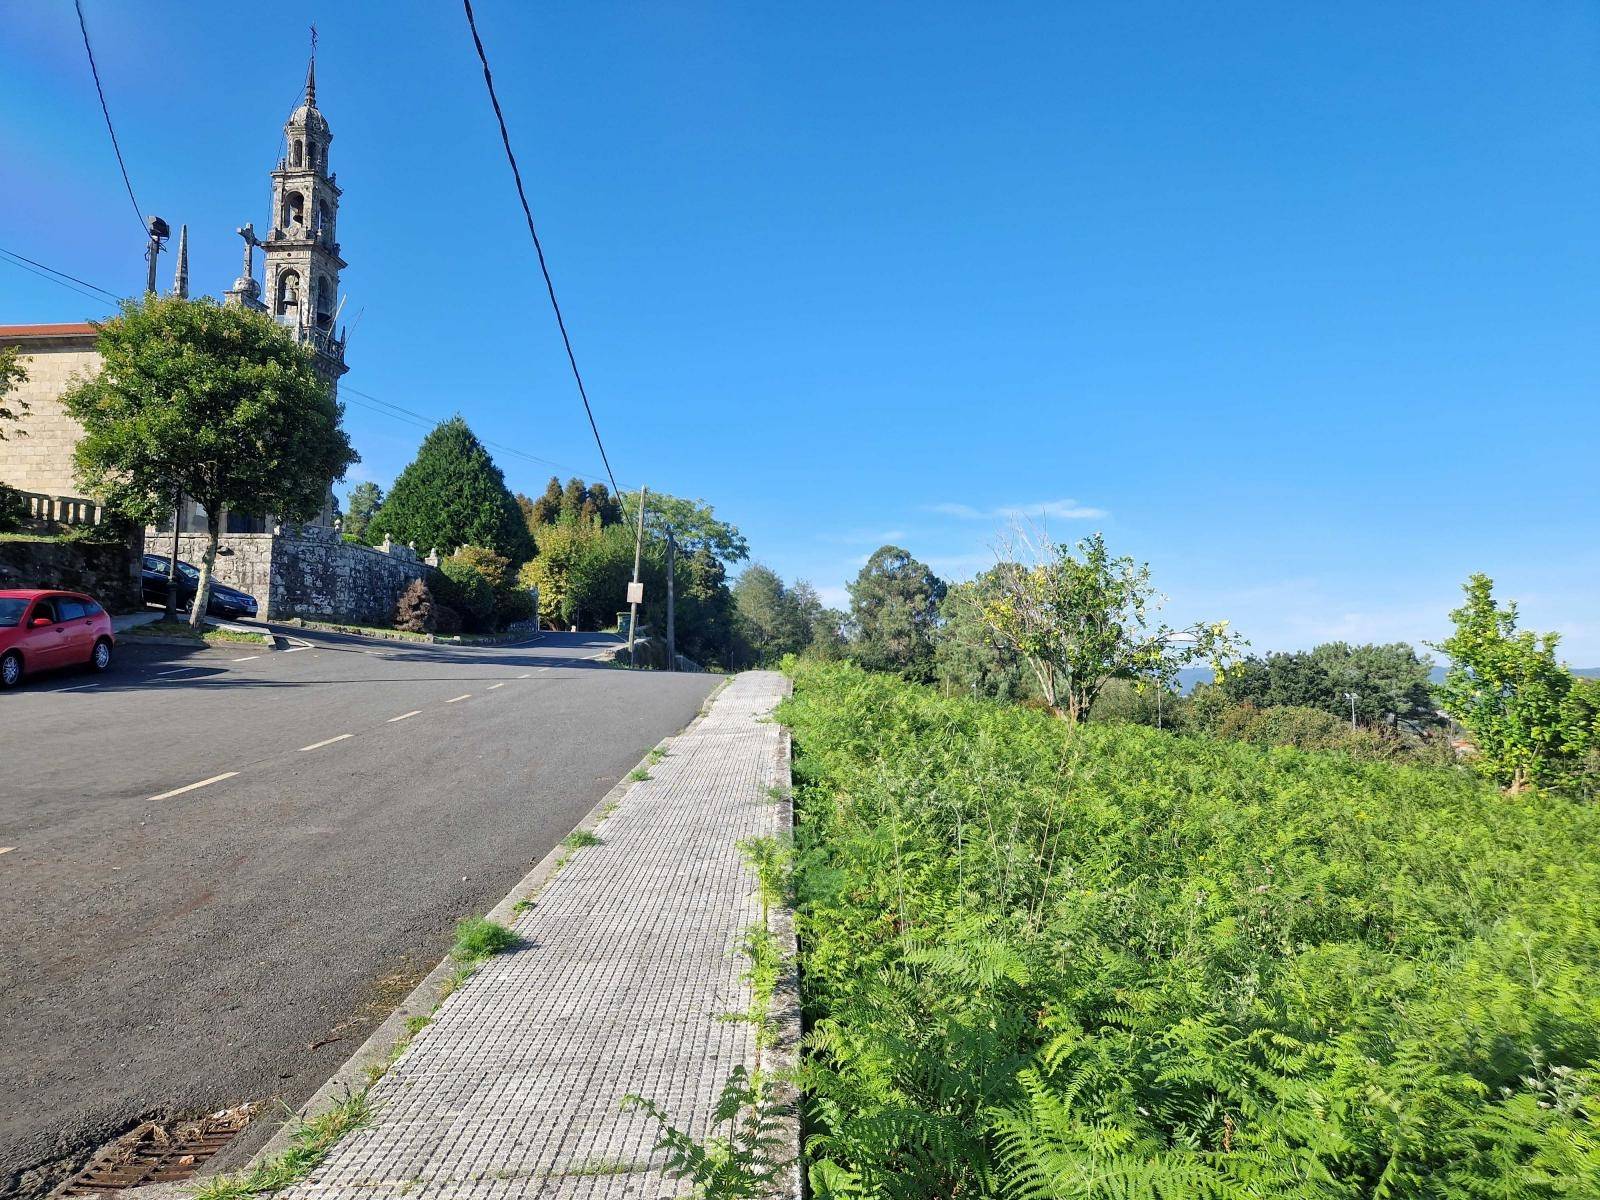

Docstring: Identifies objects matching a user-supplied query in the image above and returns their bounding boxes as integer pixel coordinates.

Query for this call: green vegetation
[519,474,623,529]
[1219,641,1437,730]
[628,767,652,782]
[450,916,518,962]
[1435,573,1600,796]
[562,829,602,850]
[780,658,1600,1199]
[61,296,357,628]
[191,1092,371,1200]
[342,481,384,543]
[732,564,844,667]
[520,486,741,667]
[368,416,533,562]
[0,344,28,442]
[847,545,947,681]
[0,483,25,533]
[122,620,265,646]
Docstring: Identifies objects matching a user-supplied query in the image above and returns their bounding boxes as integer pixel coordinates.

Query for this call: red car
[0,589,115,689]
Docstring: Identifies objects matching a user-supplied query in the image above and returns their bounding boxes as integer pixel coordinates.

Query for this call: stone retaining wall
[0,534,144,611]
[154,526,433,623]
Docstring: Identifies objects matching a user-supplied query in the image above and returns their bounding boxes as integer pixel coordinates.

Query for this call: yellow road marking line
[299,733,354,752]
[387,710,422,722]
[148,772,238,802]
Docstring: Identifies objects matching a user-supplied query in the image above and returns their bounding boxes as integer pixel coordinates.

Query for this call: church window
[292,139,303,167]
[316,201,332,239]
[284,190,305,229]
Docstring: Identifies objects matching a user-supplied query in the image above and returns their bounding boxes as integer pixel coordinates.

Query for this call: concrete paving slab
[283,670,794,1200]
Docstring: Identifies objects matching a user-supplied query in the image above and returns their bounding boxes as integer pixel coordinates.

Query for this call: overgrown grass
[191,1093,371,1200]
[293,616,433,641]
[780,659,1600,1199]
[563,829,603,850]
[628,767,652,782]
[450,916,518,962]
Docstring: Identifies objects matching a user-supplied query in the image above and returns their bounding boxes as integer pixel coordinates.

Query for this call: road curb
[157,672,737,1197]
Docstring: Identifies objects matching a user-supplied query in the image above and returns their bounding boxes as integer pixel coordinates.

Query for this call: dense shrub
[393,578,436,633]
[437,549,501,632]
[780,659,1600,1199]
[433,602,462,636]
[0,482,27,532]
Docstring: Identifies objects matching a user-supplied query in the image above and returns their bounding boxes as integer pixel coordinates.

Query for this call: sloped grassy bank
[777,660,1600,1199]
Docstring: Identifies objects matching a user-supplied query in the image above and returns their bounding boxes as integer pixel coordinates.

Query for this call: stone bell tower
[259,54,348,383]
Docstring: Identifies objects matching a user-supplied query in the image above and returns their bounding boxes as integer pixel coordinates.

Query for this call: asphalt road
[0,627,718,1198]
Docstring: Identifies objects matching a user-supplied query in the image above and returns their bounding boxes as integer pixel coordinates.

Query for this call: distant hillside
[1175,665,1600,694]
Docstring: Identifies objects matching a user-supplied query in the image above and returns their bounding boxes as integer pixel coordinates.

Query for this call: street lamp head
[147,216,170,240]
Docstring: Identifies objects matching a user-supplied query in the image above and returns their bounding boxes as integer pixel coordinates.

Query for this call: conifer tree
[368,417,534,562]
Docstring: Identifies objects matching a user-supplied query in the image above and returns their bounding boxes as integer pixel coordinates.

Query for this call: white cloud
[928,499,1107,521]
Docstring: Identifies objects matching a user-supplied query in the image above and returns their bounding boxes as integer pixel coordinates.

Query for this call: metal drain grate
[56,1105,256,1195]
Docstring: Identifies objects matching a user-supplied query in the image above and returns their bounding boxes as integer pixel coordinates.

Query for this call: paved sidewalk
[285,670,793,1200]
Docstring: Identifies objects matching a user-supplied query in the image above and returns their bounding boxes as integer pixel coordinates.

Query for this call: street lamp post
[1344,691,1359,731]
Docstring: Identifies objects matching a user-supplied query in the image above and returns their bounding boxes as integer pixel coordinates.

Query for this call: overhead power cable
[460,0,621,499]
[0,247,120,305]
[0,244,627,490]
[73,0,147,234]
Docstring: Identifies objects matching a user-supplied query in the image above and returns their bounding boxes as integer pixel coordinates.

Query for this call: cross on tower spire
[305,25,317,106]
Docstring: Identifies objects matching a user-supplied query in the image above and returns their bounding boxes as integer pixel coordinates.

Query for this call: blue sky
[5,2,1597,661]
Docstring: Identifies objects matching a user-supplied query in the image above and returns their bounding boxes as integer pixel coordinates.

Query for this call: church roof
[0,323,98,340]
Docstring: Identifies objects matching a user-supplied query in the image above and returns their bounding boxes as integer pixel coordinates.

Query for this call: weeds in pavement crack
[191,1092,371,1200]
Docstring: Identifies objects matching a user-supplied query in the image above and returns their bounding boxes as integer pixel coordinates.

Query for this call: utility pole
[143,216,170,295]
[626,486,647,667]
[665,529,676,672]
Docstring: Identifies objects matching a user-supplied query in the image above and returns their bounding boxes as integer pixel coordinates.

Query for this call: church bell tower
[259,54,348,382]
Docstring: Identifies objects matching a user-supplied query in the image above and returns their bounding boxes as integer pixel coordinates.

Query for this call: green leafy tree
[527,476,564,526]
[0,346,28,440]
[621,491,749,563]
[561,476,588,520]
[935,571,1035,703]
[673,546,736,668]
[1433,573,1586,792]
[343,481,384,543]
[733,564,813,665]
[368,417,534,562]
[62,296,356,625]
[847,545,947,681]
[982,531,1241,724]
[1223,641,1437,729]
[518,520,600,628]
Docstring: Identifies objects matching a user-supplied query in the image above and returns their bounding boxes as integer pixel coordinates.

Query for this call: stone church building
[0,59,432,622]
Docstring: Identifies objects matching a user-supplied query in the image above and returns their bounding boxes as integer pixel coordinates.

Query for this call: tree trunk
[188,509,221,628]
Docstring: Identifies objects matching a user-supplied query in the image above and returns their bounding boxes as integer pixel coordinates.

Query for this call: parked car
[0,590,115,689]
[141,555,259,619]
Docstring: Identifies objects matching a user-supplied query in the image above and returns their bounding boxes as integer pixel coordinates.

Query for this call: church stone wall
[0,338,100,497]
[155,526,432,624]
[268,525,430,623]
